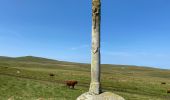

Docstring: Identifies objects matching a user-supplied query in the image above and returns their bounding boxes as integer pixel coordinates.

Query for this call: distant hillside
[0,56,14,60]
[0,56,78,65]
[0,56,170,100]
[15,56,60,63]
[0,56,57,62]
[0,56,167,70]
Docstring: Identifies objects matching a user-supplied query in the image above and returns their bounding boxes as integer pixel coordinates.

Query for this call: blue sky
[0,0,170,69]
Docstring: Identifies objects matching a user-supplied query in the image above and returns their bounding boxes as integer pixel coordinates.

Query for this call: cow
[161,82,166,85]
[65,80,78,89]
[49,73,55,77]
[167,90,170,94]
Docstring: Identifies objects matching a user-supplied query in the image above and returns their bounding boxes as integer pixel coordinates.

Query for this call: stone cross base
[77,92,125,100]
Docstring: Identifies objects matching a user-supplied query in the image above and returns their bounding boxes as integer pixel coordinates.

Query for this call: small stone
[77,92,125,100]
[17,70,20,74]
[36,98,44,100]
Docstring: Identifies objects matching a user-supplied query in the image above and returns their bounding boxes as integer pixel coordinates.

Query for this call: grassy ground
[0,56,170,100]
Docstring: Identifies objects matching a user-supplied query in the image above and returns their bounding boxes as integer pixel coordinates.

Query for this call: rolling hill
[0,56,170,100]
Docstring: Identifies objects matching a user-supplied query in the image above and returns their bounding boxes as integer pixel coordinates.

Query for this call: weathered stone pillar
[77,0,125,99]
[89,0,101,95]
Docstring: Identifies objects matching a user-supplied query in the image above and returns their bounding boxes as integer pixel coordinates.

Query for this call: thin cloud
[103,51,132,57]
[103,51,169,58]
[0,29,23,39]
[71,44,89,50]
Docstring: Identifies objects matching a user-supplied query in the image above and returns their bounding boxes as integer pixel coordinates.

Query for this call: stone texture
[90,0,101,95]
[77,92,125,100]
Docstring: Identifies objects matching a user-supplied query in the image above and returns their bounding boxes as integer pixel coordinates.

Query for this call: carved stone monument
[77,0,125,100]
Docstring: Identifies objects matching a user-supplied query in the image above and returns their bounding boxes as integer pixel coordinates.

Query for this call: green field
[0,56,170,100]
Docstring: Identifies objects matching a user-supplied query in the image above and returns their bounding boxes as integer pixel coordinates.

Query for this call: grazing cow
[4,67,8,69]
[65,80,78,89]
[167,90,170,93]
[49,73,55,77]
[161,82,166,85]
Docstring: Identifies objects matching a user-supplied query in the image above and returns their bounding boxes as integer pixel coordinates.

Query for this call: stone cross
[89,0,101,95]
[77,0,125,99]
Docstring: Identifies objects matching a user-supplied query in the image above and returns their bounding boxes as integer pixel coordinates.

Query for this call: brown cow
[65,80,78,89]
[167,89,170,93]
[161,82,166,85]
[49,73,55,77]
